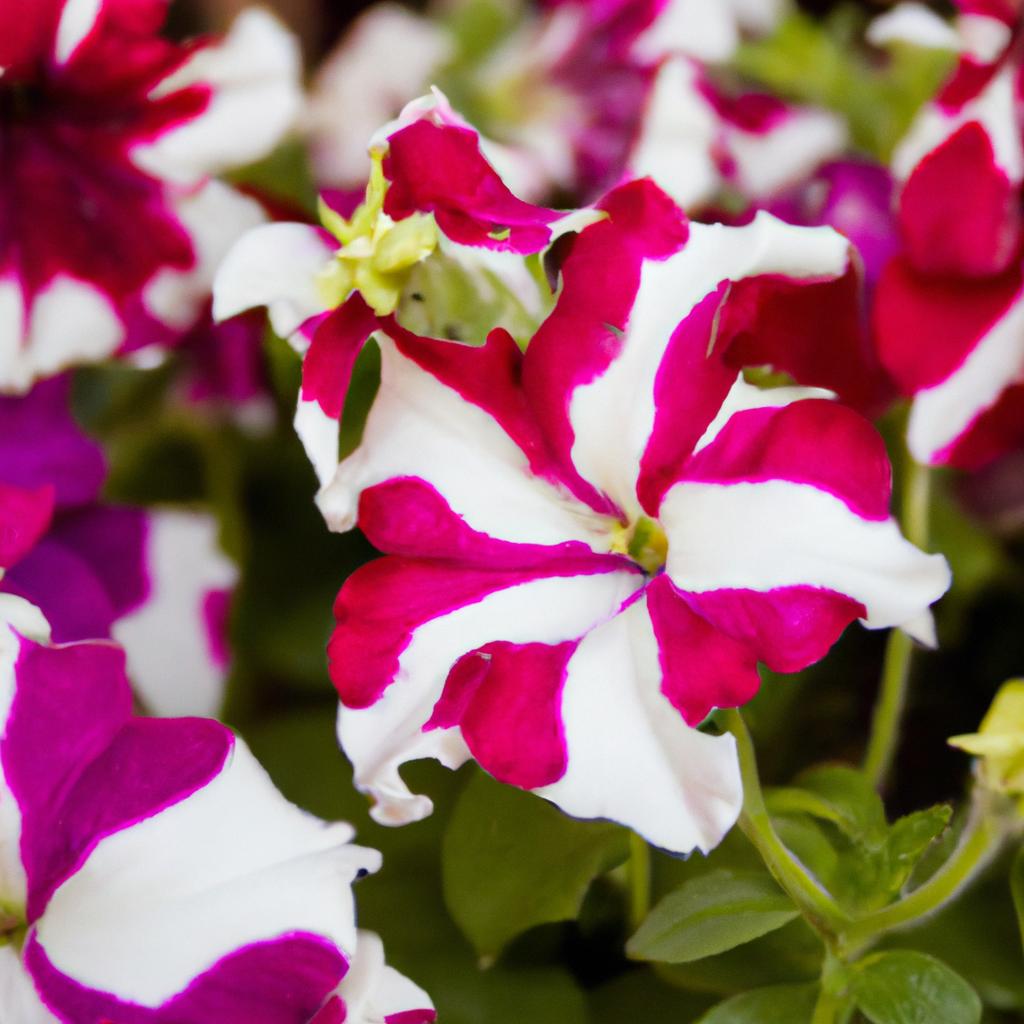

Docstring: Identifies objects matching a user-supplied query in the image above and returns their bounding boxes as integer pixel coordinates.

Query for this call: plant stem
[811,986,846,1024]
[722,709,851,945]
[842,792,1005,950]
[863,458,932,790]
[627,831,651,931]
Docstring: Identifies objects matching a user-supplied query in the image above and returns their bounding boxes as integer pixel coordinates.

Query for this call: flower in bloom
[0,598,433,1023]
[0,378,236,717]
[314,180,951,855]
[868,3,1024,467]
[0,0,301,391]
[215,94,574,488]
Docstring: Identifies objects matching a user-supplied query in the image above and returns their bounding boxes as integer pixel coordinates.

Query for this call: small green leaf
[627,870,799,964]
[1012,846,1024,953]
[849,951,982,1024]
[696,982,818,1024]
[884,805,952,892]
[768,766,887,843]
[442,771,628,959]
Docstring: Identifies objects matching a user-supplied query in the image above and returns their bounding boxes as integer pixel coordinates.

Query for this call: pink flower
[317,180,950,854]
[0,598,432,1023]
[869,3,1024,466]
[0,378,236,717]
[0,1,301,392]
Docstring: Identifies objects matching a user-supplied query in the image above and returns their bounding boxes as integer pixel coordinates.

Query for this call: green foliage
[696,982,818,1024]
[767,766,951,914]
[847,951,982,1024]
[734,8,954,160]
[442,770,629,959]
[627,870,799,964]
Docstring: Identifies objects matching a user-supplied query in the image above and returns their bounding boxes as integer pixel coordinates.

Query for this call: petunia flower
[0,0,301,392]
[0,597,432,1024]
[0,378,236,717]
[215,93,577,489]
[869,3,1024,467]
[315,180,951,855]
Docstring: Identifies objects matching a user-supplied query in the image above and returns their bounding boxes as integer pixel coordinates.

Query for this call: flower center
[610,515,668,575]
[315,151,439,317]
[0,901,26,949]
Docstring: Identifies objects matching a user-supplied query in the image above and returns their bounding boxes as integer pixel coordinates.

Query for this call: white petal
[319,337,611,549]
[632,0,785,62]
[0,618,29,909]
[538,599,742,854]
[868,3,963,51]
[213,222,333,338]
[53,0,101,64]
[112,511,237,718]
[907,286,1024,464]
[306,4,452,187]
[16,278,124,384]
[726,108,848,199]
[338,570,640,826]
[143,180,266,332]
[661,479,951,631]
[35,739,378,1006]
[629,58,720,211]
[335,931,433,1024]
[0,946,56,1024]
[568,214,849,515]
[132,9,302,183]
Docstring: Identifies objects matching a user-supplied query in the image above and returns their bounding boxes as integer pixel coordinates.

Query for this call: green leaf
[627,870,799,964]
[442,771,628,959]
[1012,846,1024,953]
[884,805,952,893]
[849,951,982,1024]
[768,765,887,843]
[697,983,818,1024]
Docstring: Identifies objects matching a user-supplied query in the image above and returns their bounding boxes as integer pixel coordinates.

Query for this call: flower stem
[627,831,651,931]
[842,791,1005,951]
[811,986,847,1024]
[722,709,851,945]
[863,458,932,790]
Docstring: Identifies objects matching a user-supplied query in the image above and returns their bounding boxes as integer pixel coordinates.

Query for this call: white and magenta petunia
[869,2,1024,467]
[315,180,951,855]
[0,600,432,1024]
[0,0,301,391]
[215,93,572,488]
[0,378,237,716]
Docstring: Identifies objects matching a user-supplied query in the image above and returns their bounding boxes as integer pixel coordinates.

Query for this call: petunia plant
[2,1,1024,1023]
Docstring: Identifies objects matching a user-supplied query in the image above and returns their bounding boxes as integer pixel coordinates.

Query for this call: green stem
[627,832,651,932]
[811,986,847,1024]
[863,458,932,790]
[722,709,851,945]
[842,793,1005,950]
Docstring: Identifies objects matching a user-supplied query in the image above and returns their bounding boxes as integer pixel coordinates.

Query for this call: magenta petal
[357,477,599,567]
[679,401,893,522]
[0,482,53,570]
[426,640,575,789]
[682,587,866,675]
[3,506,149,642]
[874,253,1022,396]
[4,637,231,921]
[302,296,379,419]
[26,932,346,1024]
[635,285,736,515]
[647,575,760,726]
[0,378,106,507]
[899,122,1022,278]
[382,120,561,253]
